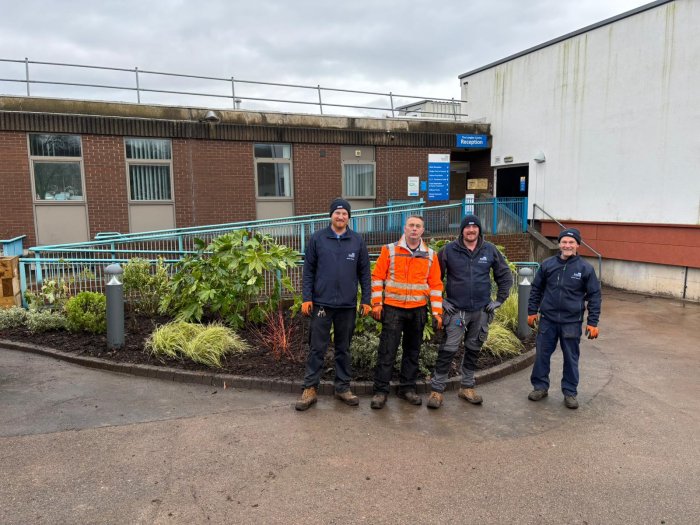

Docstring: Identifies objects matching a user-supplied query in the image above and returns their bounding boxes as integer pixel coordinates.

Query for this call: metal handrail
[530,203,603,278]
[0,57,468,120]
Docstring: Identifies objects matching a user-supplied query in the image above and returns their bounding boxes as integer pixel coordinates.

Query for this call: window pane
[30,134,81,157]
[344,164,375,197]
[257,163,290,197]
[129,165,172,200]
[254,143,290,159]
[34,162,83,200]
[125,138,172,160]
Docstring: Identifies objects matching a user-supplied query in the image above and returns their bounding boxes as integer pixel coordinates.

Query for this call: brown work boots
[426,391,444,409]
[334,390,359,406]
[458,387,483,405]
[294,387,318,411]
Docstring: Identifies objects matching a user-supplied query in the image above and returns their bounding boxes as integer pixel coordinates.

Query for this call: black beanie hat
[460,214,482,237]
[558,228,581,244]
[329,198,351,217]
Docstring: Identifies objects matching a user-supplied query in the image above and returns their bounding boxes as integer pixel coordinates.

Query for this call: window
[254,144,292,198]
[29,134,85,201]
[341,146,375,198]
[125,138,173,201]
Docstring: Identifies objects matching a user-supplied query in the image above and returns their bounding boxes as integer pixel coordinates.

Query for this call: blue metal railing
[18,197,529,303]
[0,235,26,257]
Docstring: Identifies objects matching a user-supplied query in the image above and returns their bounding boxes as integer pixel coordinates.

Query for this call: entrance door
[496,165,528,197]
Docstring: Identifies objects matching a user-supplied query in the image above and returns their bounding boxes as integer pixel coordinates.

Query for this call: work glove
[527,314,538,327]
[360,304,371,317]
[371,305,383,321]
[586,325,599,339]
[442,298,456,315]
[434,314,443,330]
[301,301,313,317]
[485,301,502,313]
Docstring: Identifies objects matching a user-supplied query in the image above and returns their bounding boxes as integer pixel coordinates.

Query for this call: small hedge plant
[0,306,28,330]
[65,291,107,334]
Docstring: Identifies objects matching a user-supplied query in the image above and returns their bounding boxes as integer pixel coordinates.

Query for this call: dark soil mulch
[0,312,532,382]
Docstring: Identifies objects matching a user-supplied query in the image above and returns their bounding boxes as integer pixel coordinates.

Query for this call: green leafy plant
[161,231,299,329]
[350,331,380,372]
[123,257,170,316]
[65,291,107,334]
[494,291,519,333]
[0,306,28,330]
[24,278,72,312]
[25,310,67,333]
[145,321,249,368]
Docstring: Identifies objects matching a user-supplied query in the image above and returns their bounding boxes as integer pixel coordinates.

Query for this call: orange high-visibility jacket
[371,236,443,315]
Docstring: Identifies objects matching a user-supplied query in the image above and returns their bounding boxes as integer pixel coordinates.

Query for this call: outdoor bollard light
[517,267,534,338]
[105,263,124,349]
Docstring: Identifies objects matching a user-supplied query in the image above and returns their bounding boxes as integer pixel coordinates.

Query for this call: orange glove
[371,305,383,321]
[360,304,371,317]
[301,301,313,316]
[434,314,443,330]
[527,314,538,327]
[586,325,599,339]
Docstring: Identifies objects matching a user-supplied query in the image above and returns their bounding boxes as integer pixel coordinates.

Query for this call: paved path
[1,289,698,524]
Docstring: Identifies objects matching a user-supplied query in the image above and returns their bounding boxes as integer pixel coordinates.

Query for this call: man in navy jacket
[427,214,513,409]
[527,228,602,409]
[295,198,371,411]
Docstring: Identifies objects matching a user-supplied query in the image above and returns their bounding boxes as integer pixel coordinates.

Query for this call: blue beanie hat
[558,228,581,244]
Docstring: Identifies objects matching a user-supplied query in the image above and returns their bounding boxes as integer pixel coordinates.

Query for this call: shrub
[122,257,169,316]
[65,292,107,334]
[24,278,72,312]
[350,331,380,372]
[250,309,300,362]
[483,322,523,358]
[25,310,67,333]
[161,231,299,329]
[146,321,249,368]
[0,306,28,330]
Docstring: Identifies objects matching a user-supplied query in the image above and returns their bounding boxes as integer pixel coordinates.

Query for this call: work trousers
[431,309,490,393]
[302,305,356,393]
[530,317,582,396]
[373,305,427,395]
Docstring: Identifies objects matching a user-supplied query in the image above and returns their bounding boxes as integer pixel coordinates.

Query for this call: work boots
[397,390,422,406]
[564,395,579,409]
[370,393,387,409]
[426,391,444,409]
[458,387,483,405]
[527,389,549,401]
[334,390,359,406]
[295,387,318,411]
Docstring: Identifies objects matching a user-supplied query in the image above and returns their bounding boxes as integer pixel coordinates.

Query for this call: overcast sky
[0,0,653,115]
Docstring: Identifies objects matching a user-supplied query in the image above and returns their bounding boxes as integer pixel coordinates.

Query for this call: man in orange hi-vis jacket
[369,215,443,409]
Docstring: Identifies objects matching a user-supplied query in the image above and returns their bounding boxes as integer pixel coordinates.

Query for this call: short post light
[105,263,124,349]
[517,267,534,338]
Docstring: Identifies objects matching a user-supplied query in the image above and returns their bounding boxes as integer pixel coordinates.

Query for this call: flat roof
[458,0,674,79]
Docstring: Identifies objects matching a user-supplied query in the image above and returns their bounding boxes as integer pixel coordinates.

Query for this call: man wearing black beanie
[527,227,602,409]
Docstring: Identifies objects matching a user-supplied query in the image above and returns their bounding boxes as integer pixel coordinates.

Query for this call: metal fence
[0,57,468,120]
[18,197,528,303]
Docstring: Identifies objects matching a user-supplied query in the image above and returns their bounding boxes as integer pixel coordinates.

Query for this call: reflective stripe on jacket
[371,235,443,314]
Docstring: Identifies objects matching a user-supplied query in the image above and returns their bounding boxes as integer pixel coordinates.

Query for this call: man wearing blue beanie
[527,227,602,409]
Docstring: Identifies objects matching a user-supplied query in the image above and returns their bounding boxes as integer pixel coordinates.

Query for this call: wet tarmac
[1,288,698,524]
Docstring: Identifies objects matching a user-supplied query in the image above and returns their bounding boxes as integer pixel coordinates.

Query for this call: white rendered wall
[462,0,700,225]
[587,257,700,301]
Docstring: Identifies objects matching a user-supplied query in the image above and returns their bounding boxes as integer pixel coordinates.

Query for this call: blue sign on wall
[427,154,450,201]
[456,134,488,148]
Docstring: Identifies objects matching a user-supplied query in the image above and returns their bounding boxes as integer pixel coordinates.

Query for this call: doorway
[496,165,528,198]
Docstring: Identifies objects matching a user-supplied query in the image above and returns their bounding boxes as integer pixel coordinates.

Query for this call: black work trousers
[373,305,427,395]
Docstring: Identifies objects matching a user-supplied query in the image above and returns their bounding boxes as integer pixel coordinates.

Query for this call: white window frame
[341,161,376,199]
[124,138,174,203]
[254,143,294,199]
[28,134,86,203]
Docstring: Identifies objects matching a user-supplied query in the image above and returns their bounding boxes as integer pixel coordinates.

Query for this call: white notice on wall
[407,176,419,197]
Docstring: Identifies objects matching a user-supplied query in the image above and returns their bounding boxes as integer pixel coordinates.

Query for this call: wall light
[533,151,546,163]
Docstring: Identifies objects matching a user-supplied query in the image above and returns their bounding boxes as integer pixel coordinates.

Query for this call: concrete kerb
[0,339,535,394]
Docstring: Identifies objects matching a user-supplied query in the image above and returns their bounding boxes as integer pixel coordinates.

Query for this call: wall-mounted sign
[407,176,419,197]
[520,176,527,192]
[504,156,514,163]
[467,178,489,190]
[456,134,488,149]
[427,154,450,201]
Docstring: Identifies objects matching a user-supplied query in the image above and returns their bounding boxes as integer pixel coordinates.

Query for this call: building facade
[459,0,699,300]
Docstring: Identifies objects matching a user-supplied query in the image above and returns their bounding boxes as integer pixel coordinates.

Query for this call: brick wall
[376,146,451,206]
[293,144,342,215]
[0,132,35,245]
[486,233,531,262]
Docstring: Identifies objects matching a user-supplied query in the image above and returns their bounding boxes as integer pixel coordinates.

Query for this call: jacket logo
[479,256,488,263]
[346,252,356,261]
[571,272,582,280]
